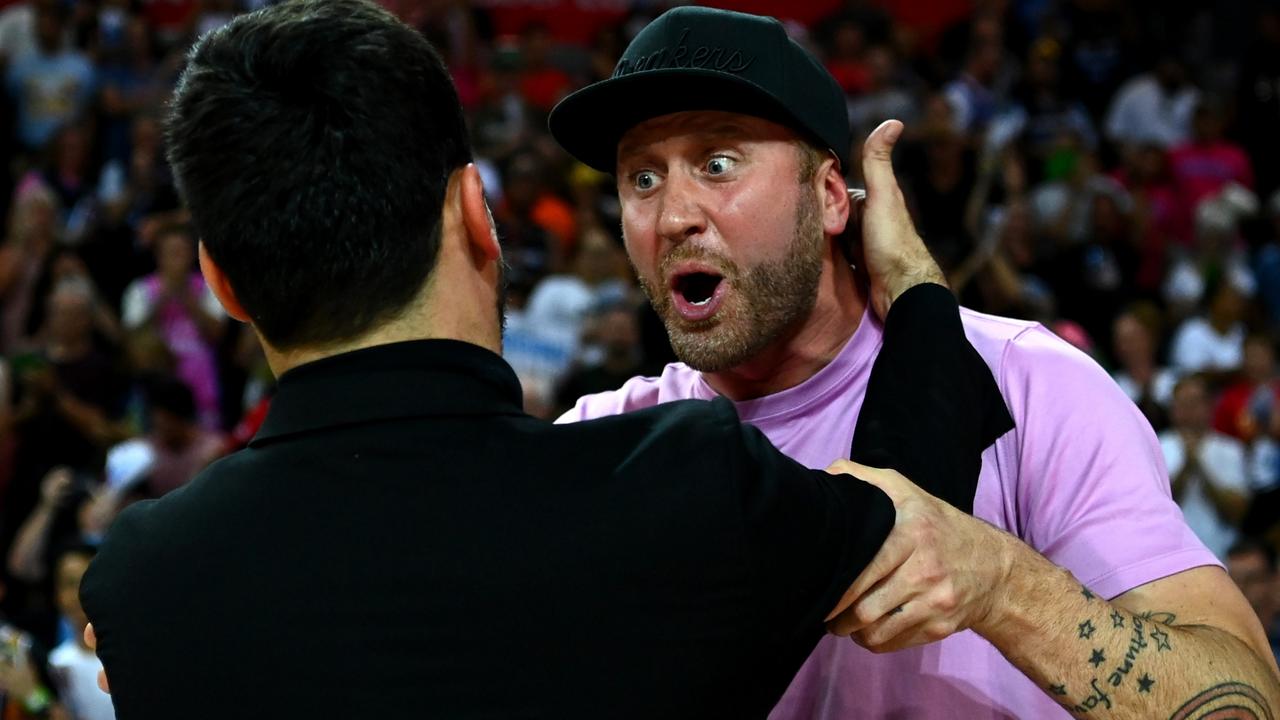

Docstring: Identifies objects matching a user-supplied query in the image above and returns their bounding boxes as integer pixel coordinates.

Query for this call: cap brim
[548,68,815,174]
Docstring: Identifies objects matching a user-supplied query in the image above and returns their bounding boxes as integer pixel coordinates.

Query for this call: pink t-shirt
[559,306,1219,719]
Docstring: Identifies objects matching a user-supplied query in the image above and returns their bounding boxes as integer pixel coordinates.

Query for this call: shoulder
[562,395,738,449]
[959,308,1101,385]
[960,308,1159,464]
[556,362,704,423]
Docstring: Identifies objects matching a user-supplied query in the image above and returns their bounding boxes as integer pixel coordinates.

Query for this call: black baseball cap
[548,6,851,175]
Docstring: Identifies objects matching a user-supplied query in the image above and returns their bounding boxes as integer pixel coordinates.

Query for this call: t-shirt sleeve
[724,400,895,638]
[1003,326,1220,600]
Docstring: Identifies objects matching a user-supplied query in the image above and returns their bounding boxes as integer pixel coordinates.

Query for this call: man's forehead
[616,111,799,161]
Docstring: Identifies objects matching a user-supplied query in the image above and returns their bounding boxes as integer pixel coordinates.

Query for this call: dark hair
[147,375,197,422]
[165,0,473,349]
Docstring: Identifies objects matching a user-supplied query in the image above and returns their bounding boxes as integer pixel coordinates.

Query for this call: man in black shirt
[78,1,1010,717]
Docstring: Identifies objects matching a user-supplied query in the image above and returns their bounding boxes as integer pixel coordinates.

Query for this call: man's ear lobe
[459,163,500,262]
[198,242,251,323]
[822,161,852,237]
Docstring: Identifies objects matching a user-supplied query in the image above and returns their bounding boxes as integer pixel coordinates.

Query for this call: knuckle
[853,603,880,627]
[934,587,958,613]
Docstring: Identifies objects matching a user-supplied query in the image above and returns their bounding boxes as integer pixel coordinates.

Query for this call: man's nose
[654,171,707,245]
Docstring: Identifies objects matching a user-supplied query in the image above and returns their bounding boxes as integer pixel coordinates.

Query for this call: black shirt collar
[250,339,525,447]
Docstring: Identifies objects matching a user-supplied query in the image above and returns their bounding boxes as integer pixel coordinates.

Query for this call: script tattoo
[1167,682,1273,720]
[1107,615,1149,688]
[1072,678,1114,714]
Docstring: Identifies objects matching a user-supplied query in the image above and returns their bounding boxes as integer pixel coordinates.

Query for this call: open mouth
[670,270,726,322]
[676,272,722,305]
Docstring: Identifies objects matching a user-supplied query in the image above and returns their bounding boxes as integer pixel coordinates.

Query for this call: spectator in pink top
[120,223,225,429]
[1170,100,1255,211]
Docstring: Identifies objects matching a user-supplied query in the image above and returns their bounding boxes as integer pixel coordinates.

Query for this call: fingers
[85,625,110,693]
[826,460,912,503]
[824,526,913,622]
[860,120,905,199]
[827,568,915,635]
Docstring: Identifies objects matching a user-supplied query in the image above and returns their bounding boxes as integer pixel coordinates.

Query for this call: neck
[703,255,864,401]
[262,278,501,378]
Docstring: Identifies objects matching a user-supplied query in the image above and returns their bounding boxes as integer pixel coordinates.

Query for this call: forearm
[981,537,1280,719]
[7,505,56,582]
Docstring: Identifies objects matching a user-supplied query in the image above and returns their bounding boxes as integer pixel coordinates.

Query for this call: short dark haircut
[166,0,473,349]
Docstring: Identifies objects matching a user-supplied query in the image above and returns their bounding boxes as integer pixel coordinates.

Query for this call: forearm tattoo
[1045,589,1274,718]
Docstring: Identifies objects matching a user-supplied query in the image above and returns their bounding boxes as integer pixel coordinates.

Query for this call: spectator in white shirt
[1105,56,1200,154]
[1170,278,1250,377]
[1160,374,1251,559]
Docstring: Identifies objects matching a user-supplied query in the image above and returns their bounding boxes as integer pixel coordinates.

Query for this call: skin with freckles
[616,111,859,400]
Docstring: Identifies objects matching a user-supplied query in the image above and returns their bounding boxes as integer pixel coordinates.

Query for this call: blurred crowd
[2,0,1280,716]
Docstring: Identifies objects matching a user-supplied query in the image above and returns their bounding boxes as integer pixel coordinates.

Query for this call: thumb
[828,459,910,502]
[861,119,905,200]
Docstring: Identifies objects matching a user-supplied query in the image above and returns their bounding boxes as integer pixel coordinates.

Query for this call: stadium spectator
[1161,374,1251,559]
[5,0,94,153]
[1226,539,1280,663]
[120,224,224,429]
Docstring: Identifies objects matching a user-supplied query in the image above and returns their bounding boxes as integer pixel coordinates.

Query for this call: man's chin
[665,322,763,373]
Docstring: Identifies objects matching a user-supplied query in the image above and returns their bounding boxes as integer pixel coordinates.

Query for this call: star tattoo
[1089,648,1106,667]
[1050,684,1068,696]
[1078,619,1096,639]
[1081,587,1096,601]
[1137,674,1155,693]
[1110,610,1125,628]
[1150,627,1172,651]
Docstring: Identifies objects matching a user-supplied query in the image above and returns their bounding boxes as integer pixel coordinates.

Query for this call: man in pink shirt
[549,7,1280,718]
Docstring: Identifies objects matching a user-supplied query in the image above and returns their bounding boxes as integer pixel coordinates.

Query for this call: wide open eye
[706,156,736,176]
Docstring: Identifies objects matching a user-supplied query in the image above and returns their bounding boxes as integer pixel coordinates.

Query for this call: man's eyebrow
[617,123,752,164]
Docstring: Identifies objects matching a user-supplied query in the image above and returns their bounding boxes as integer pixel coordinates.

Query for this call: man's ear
[458,163,500,264]
[198,242,251,323]
[819,156,851,238]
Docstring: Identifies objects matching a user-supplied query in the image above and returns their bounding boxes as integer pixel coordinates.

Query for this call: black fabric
[80,286,1005,719]
[852,284,1015,514]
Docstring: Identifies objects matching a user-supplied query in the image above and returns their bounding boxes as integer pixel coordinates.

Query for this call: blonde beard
[635,185,825,372]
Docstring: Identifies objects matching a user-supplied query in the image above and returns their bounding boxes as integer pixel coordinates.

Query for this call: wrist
[972,529,1052,642]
